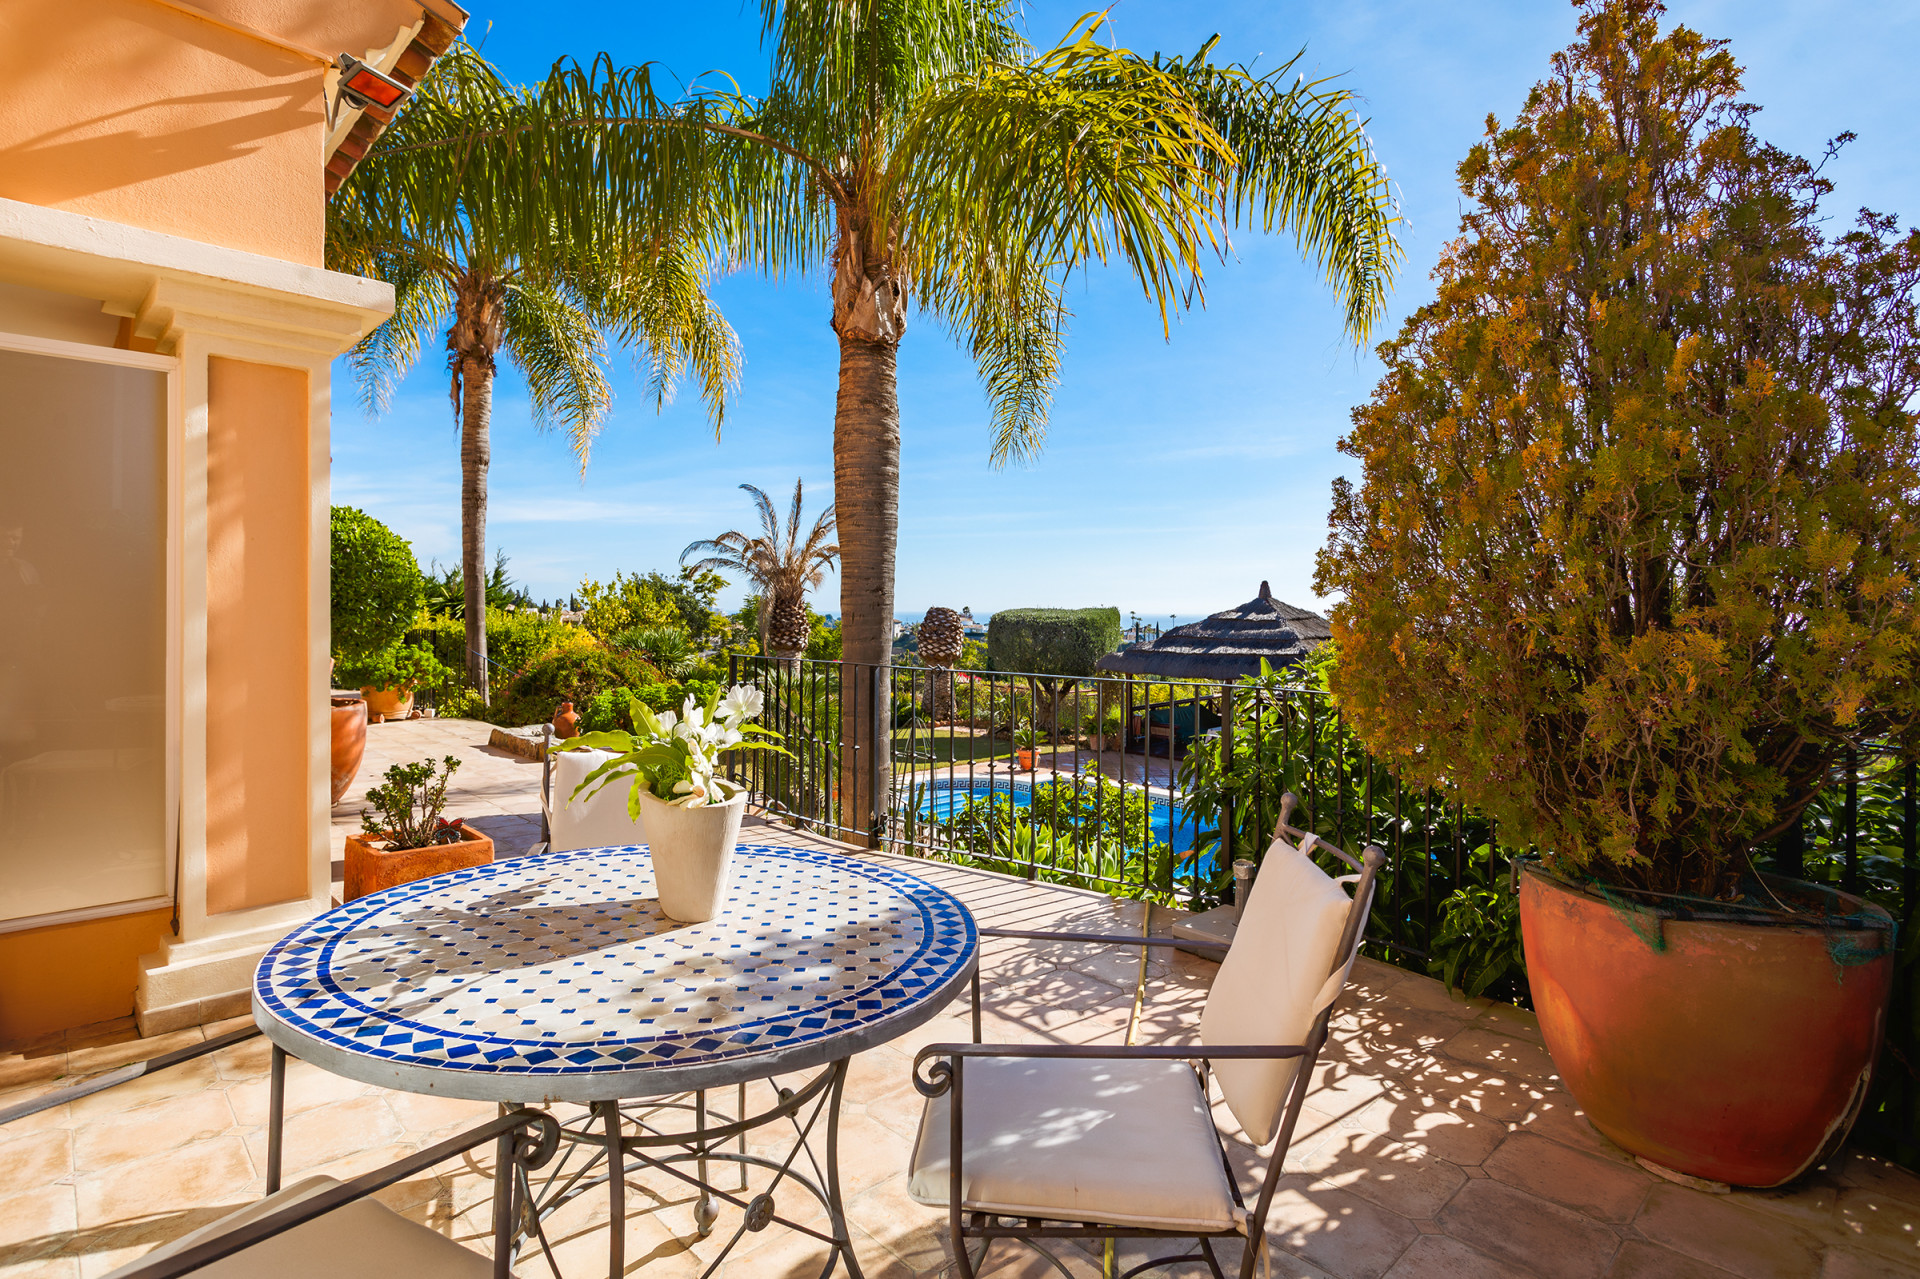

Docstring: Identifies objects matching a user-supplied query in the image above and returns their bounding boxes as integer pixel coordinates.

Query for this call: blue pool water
[911,775,1205,851]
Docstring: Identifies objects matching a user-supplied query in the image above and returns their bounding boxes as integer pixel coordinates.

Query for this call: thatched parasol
[1095,582,1330,682]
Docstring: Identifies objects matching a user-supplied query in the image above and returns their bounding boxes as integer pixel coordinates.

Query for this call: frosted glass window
[0,346,168,923]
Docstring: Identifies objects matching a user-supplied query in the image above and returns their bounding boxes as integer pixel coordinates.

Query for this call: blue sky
[330,1,1920,620]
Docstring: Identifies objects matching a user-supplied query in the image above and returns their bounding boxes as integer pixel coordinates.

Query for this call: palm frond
[501,278,613,466]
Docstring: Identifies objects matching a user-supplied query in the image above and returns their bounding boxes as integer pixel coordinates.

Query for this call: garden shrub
[408,609,583,691]
[489,645,660,727]
[1317,0,1920,895]
[985,608,1122,676]
[330,506,423,660]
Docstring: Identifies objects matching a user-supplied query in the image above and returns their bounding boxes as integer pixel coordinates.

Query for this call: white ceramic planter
[637,790,746,922]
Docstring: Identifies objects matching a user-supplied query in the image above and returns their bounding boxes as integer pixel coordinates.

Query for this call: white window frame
[0,330,181,934]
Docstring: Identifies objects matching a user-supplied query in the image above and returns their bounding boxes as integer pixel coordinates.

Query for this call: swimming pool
[909,774,1205,850]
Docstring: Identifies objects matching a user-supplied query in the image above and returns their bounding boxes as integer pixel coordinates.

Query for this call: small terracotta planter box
[344,829,494,902]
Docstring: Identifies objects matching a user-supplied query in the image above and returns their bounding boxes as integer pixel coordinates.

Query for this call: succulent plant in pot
[1317,1,1920,1187]
[557,685,788,922]
[344,756,493,901]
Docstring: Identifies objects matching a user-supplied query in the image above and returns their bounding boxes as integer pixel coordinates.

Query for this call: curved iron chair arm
[108,1108,561,1279]
[913,1040,1309,1097]
[0,1025,262,1128]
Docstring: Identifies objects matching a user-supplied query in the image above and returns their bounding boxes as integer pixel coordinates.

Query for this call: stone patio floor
[2,718,1917,1279]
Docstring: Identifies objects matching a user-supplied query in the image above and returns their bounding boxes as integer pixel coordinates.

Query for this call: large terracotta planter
[360,685,414,719]
[638,791,745,923]
[1519,865,1895,1187]
[344,828,494,902]
[330,696,368,805]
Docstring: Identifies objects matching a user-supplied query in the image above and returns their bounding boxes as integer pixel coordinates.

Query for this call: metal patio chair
[907,793,1385,1279]
[0,1028,560,1279]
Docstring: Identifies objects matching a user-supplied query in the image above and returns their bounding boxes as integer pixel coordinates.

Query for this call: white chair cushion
[907,1057,1239,1232]
[546,747,647,852]
[103,1176,495,1279]
[1200,835,1356,1145]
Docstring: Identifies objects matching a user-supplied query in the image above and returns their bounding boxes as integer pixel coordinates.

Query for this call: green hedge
[985,607,1122,677]
[330,507,423,660]
[489,646,661,728]
[407,609,583,686]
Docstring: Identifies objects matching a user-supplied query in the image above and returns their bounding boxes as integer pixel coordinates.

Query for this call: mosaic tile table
[252,842,980,1277]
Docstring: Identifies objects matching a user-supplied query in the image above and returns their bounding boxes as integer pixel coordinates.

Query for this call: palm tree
[329,46,740,701]
[681,481,839,660]
[362,6,1400,829]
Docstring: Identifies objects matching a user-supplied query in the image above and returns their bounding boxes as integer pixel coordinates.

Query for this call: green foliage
[631,679,722,715]
[579,569,725,643]
[955,638,988,671]
[1429,882,1528,1002]
[575,678,725,733]
[359,756,464,850]
[422,551,529,619]
[1317,2,1920,895]
[805,618,843,662]
[578,687,636,735]
[330,507,423,660]
[490,644,660,728]
[408,610,581,686]
[611,625,696,678]
[985,608,1121,677]
[340,641,449,693]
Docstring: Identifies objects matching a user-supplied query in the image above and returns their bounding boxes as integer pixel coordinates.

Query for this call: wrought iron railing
[729,653,1920,1169]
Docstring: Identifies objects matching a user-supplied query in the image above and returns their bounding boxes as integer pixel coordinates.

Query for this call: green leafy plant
[360,756,468,850]
[558,685,788,813]
[1317,0,1920,897]
[488,644,660,729]
[610,624,696,679]
[422,551,528,619]
[330,506,423,661]
[1429,881,1528,1002]
[344,641,449,694]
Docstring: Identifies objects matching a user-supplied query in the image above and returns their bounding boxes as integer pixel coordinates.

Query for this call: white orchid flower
[719,685,763,724]
[656,709,679,733]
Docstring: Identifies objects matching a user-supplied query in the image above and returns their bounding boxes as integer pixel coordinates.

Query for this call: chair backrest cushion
[1199,833,1358,1145]
[545,748,647,852]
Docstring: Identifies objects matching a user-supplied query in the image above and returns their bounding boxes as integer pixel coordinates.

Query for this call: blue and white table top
[253,843,978,1103]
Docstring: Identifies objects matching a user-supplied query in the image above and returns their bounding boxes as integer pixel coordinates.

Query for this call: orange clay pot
[360,685,415,719]
[1519,865,1895,1187]
[1015,749,1036,770]
[344,828,494,902]
[330,696,368,805]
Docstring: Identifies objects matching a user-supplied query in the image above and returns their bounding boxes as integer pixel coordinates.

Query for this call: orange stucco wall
[0,0,429,266]
[0,908,172,1041]
[205,356,311,914]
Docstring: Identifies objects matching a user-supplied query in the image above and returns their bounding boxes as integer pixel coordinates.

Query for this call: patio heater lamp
[333,53,412,114]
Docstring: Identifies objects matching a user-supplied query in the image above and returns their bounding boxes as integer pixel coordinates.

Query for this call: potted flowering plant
[557,684,787,921]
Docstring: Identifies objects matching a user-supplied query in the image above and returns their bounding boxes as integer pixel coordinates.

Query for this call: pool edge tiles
[254,843,977,1083]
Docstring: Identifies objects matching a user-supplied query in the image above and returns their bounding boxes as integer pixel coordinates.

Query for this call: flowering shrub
[558,685,787,813]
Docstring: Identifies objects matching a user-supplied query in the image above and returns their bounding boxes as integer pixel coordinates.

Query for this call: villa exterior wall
[0,0,440,266]
[0,0,447,1041]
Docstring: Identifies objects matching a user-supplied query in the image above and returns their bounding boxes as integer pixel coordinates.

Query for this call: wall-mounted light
[334,53,412,114]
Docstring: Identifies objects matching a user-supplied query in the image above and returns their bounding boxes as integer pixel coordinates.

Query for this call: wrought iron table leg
[824,1057,866,1279]
[266,1045,286,1194]
[694,1088,716,1237]
[601,1100,625,1277]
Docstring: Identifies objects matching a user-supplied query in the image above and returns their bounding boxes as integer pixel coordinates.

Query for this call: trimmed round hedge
[330,506,424,660]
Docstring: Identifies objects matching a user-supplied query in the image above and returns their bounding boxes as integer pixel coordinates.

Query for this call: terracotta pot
[552,700,581,739]
[637,791,745,923]
[360,685,414,719]
[1015,749,1036,769]
[344,828,494,902]
[1519,865,1895,1187]
[330,696,368,805]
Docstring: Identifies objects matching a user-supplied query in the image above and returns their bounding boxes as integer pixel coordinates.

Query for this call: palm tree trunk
[833,333,899,843]
[460,355,492,702]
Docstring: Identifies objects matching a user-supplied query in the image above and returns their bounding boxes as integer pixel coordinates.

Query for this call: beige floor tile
[73,1136,254,1233]
[1436,1178,1620,1279]
[0,1129,71,1188]
[1481,1132,1651,1222]
[1294,1128,1469,1220]
[1263,1174,1423,1279]
[1831,1187,1920,1266]
[0,1255,81,1279]
[71,1090,234,1175]
[1820,1246,1917,1279]
[64,1058,221,1125]
[0,1183,77,1258]
[1382,1234,1536,1279]
[1605,1239,1742,1279]
[1633,1182,1822,1279]
[244,1094,405,1178]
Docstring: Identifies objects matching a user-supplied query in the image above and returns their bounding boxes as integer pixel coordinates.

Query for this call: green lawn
[891,725,1015,766]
